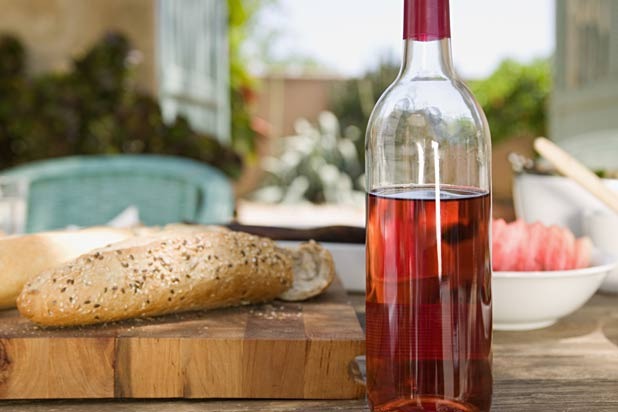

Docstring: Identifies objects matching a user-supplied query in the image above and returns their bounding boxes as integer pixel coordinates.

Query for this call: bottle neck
[399,38,455,80]
[401,0,454,79]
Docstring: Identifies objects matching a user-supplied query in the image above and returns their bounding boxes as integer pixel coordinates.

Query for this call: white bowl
[513,174,618,236]
[277,241,365,291]
[493,253,616,331]
[583,211,618,293]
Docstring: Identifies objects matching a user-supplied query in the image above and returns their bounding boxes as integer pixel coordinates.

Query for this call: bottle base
[370,396,486,412]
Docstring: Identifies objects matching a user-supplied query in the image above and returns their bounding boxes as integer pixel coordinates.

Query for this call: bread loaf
[0,227,134,309]
[17,230,334,326]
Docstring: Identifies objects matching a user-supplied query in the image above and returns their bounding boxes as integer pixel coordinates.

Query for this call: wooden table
[2,293,618,411]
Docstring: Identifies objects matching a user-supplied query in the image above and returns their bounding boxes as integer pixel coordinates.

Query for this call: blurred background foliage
[469,58,551,144]
[0,33,242,177]
[228,0,262,157]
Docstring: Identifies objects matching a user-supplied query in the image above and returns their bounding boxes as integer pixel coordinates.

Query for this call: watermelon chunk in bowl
[492,219,616,331]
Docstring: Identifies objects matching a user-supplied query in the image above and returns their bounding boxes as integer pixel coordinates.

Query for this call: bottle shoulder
[366,76,490,144]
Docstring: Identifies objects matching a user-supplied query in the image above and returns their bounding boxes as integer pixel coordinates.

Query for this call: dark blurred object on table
[226,223,366,244]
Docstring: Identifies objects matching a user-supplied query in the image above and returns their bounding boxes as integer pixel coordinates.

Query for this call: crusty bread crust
[0,228,134,309]
[277,241,335,301]
[17,231,293,326]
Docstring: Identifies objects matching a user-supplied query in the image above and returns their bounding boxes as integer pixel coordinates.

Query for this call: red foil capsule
[404,0,451,41]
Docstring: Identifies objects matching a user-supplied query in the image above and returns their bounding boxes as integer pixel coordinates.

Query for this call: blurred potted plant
[252,111,365,206]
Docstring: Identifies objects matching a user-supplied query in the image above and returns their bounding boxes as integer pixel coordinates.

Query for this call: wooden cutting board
[0,277,365,400]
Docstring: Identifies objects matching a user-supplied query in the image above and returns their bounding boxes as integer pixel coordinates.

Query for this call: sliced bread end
[277,240,335,301]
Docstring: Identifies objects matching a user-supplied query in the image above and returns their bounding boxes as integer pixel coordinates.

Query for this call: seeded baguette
[0,224,227,310]
[17,231,308,326]
[0,227,134,309]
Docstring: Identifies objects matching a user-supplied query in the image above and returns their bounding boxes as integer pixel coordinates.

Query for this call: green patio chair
[0,155,234,233]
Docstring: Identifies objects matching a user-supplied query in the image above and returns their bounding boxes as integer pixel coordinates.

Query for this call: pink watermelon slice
[492,219,591,271]
[573,237,593,269]
[517,222,545,271]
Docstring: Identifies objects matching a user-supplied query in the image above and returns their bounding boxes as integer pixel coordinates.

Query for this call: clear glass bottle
[364,1,493,411]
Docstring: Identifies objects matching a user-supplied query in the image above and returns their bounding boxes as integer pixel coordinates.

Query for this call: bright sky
[251,0,555,79]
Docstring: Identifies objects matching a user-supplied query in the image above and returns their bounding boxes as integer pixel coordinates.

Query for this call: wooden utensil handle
[534,137,618,214]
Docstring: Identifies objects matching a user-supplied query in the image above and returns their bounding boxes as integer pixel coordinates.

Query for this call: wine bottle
[365,0,493,411]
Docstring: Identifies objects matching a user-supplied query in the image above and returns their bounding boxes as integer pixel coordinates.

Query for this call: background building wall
[254,75,343,138]
[551,0,618,141]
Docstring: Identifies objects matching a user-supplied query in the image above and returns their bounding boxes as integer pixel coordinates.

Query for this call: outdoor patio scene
[0,0,556,229]
[0,0,617,411]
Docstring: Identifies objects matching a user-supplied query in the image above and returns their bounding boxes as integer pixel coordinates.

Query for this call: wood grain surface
[0,277,365,400]
[1,381,618,412]
[1,292,618,411]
